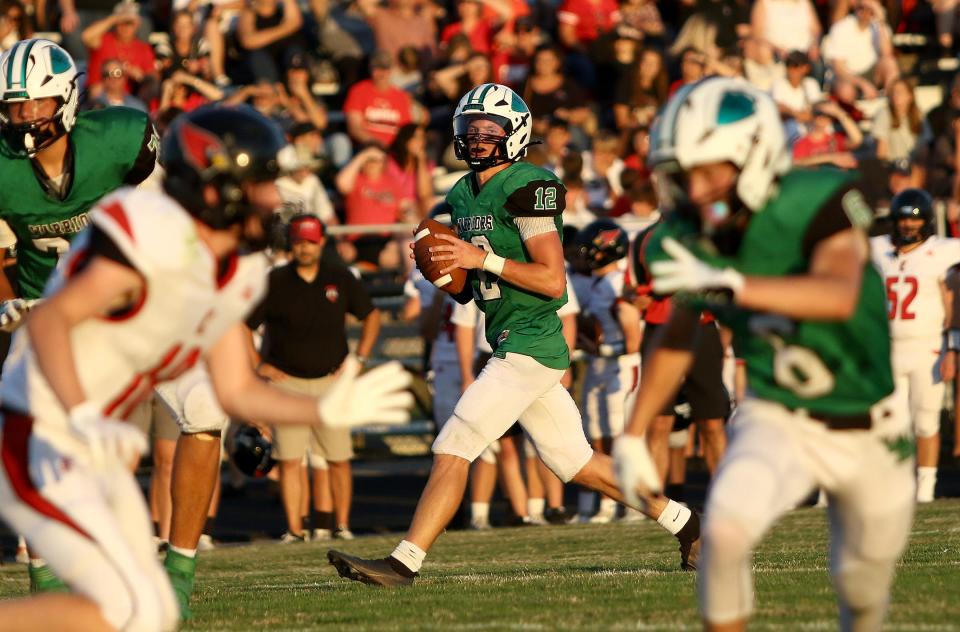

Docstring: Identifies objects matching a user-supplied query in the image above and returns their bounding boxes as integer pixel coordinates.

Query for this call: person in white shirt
[822,0,898,98]
[770,50,823,143]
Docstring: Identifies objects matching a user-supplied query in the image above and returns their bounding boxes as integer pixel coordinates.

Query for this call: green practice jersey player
[328,83,700,588]
[613,77,914,632]
[0,38,158,307]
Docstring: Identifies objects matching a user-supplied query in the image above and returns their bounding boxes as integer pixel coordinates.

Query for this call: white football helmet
[650,76,790,214]
[453,83,533,171]
[0,39,79,156]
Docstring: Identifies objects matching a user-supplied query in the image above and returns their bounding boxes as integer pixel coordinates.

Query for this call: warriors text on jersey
[0,187,267,450]
[869,234,960,340]
[445,162,569,369]
[647,168,893,416]
[0,107,158,298]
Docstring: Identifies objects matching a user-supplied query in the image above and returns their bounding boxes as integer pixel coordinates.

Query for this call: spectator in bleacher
[829,75,868,123]
[491,14,547,88]
[561,168,596,228]
[386,123,434,219]
[305,0,365,89]
[155,68,223,114]
[161,9,207,80]
[344,50,418,148]
[363,0,437,64]
[873,77,922,163]
[557,0,620,88]
[914,73,960,199]
[58,0,119,61]
[392,46,425,96]
[248,215,381,543]
[276,143,337,226]
[668,46,707,97]
[521,43,593,146]
[88,58,148,110]
[440,0,512,55]
[336,145,404,269]
[82,0,157,99]
[934,0,960,57]
[750,0,821,65]
[432,50,494,101]
[284,52,329,130]
[822,0,898,99]
[613,46,668,131]
[622,124,651,176]
[742,37,785,91]
[792,100,863,168]
[771,50,823,143]
[580,129,625,212]
[237,0,306,84]
[542,116,573,175]
[618,0,665,45]
[0,0,30,51]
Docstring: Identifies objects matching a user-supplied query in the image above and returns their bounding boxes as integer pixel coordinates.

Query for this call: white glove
[651,238,745,297]
[318,356,414,428]
[68,402,148,469]
[0,299,38,333]
[613,433,662,506]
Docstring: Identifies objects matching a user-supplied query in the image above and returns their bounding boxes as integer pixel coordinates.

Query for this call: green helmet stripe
[18,39,37,89]
[5,41,19,89]
[465,84,494,106]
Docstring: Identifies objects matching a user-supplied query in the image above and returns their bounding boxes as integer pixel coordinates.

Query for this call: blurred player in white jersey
[0,106,413,631]
[570,219,641,523]
[869,188,960,502]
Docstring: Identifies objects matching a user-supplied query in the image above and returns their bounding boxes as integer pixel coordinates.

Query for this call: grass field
[0,501,957,631]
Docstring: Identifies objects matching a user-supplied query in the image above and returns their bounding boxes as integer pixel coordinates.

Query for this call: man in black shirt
[247,215,381,541]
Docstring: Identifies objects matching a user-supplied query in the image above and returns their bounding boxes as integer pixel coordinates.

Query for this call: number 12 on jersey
[886,276,917,320]
[470,235,501,301]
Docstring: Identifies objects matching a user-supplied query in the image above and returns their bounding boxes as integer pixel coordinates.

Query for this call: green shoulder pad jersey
[647,168,893,416]
[446,161,570,369]
[0,106,158,298]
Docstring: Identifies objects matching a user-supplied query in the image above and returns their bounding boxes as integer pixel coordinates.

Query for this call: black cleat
[543,507,569,525]
[676,511,701,571]
[327,550,417,588]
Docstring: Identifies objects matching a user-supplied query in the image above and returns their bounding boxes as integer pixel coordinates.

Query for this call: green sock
[28,563,68,594]
[163,550,197,620]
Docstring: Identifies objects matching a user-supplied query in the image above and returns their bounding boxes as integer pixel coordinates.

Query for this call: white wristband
[482,252,506,276]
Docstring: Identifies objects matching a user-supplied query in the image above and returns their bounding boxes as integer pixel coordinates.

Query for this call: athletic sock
[917,466,937,500]
[577,491,596,516]
[27,562,68,594]
[203,516,216,536]
[598,497,617,515]
[153,521,160,537]
[528,497,545,521]
[390,540,426,575]
[301,514,311,533]
[470,502,489,524]
[170,544,197,559]
[656,499,693,536]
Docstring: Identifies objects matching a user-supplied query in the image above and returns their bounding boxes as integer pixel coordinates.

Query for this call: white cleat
[197,534,216,551]
[312,528,332,541]
[589,508,617,524]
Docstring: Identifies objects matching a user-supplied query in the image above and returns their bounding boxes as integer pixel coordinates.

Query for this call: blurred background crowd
[4,0,960,544]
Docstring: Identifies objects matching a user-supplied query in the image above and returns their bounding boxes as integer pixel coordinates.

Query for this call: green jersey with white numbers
[446,161,570,369]
[0,106,158,298]
[647,168,893,415]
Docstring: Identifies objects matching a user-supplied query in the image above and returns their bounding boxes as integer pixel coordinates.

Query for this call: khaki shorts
[272,374,353,462]
[128,395,180,442]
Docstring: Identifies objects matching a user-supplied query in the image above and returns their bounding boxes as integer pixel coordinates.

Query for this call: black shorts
[641,321,730,420]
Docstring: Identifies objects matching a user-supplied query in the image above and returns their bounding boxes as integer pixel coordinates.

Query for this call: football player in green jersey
[0,38,158,307]
[328,83,700,588]
[614,77,914,632]
[0,38,159,593]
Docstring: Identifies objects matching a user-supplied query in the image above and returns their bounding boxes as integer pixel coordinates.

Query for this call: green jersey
[446,162,569,369]
[0,107,158,298]
[647,168,893,416]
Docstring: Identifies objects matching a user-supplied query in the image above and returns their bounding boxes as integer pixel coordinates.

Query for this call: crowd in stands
[5,0,960,267]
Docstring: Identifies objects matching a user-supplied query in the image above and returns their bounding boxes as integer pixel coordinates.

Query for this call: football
[413,218,468,294]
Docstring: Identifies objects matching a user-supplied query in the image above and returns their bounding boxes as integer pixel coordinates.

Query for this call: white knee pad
[432,413,494,462]
[668,428,689,449]
[699,515,756,625]
[179,378,228,435]
[912,408,941,439]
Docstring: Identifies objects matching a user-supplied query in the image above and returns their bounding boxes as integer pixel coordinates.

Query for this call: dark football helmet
[231,424,276,478]
[162,105,288,231]
[889,188,934,246]
[576,219,629,270]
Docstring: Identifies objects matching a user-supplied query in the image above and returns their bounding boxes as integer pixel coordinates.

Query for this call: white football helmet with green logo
[650,76,790,214]
[453,83,533,171]
[0,39,79,156]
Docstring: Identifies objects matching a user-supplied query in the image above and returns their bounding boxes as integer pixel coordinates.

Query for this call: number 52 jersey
[870,234,960,341]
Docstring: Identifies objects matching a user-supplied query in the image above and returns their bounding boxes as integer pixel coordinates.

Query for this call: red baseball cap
[288,216,325,243]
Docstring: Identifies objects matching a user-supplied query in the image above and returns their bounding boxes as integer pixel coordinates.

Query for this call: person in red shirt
[335,145,405,269]
[557,0,620,47]
[343,50,417,148]
[792,100,863,169]
[440,0,513,54]
[81,1,157,98]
